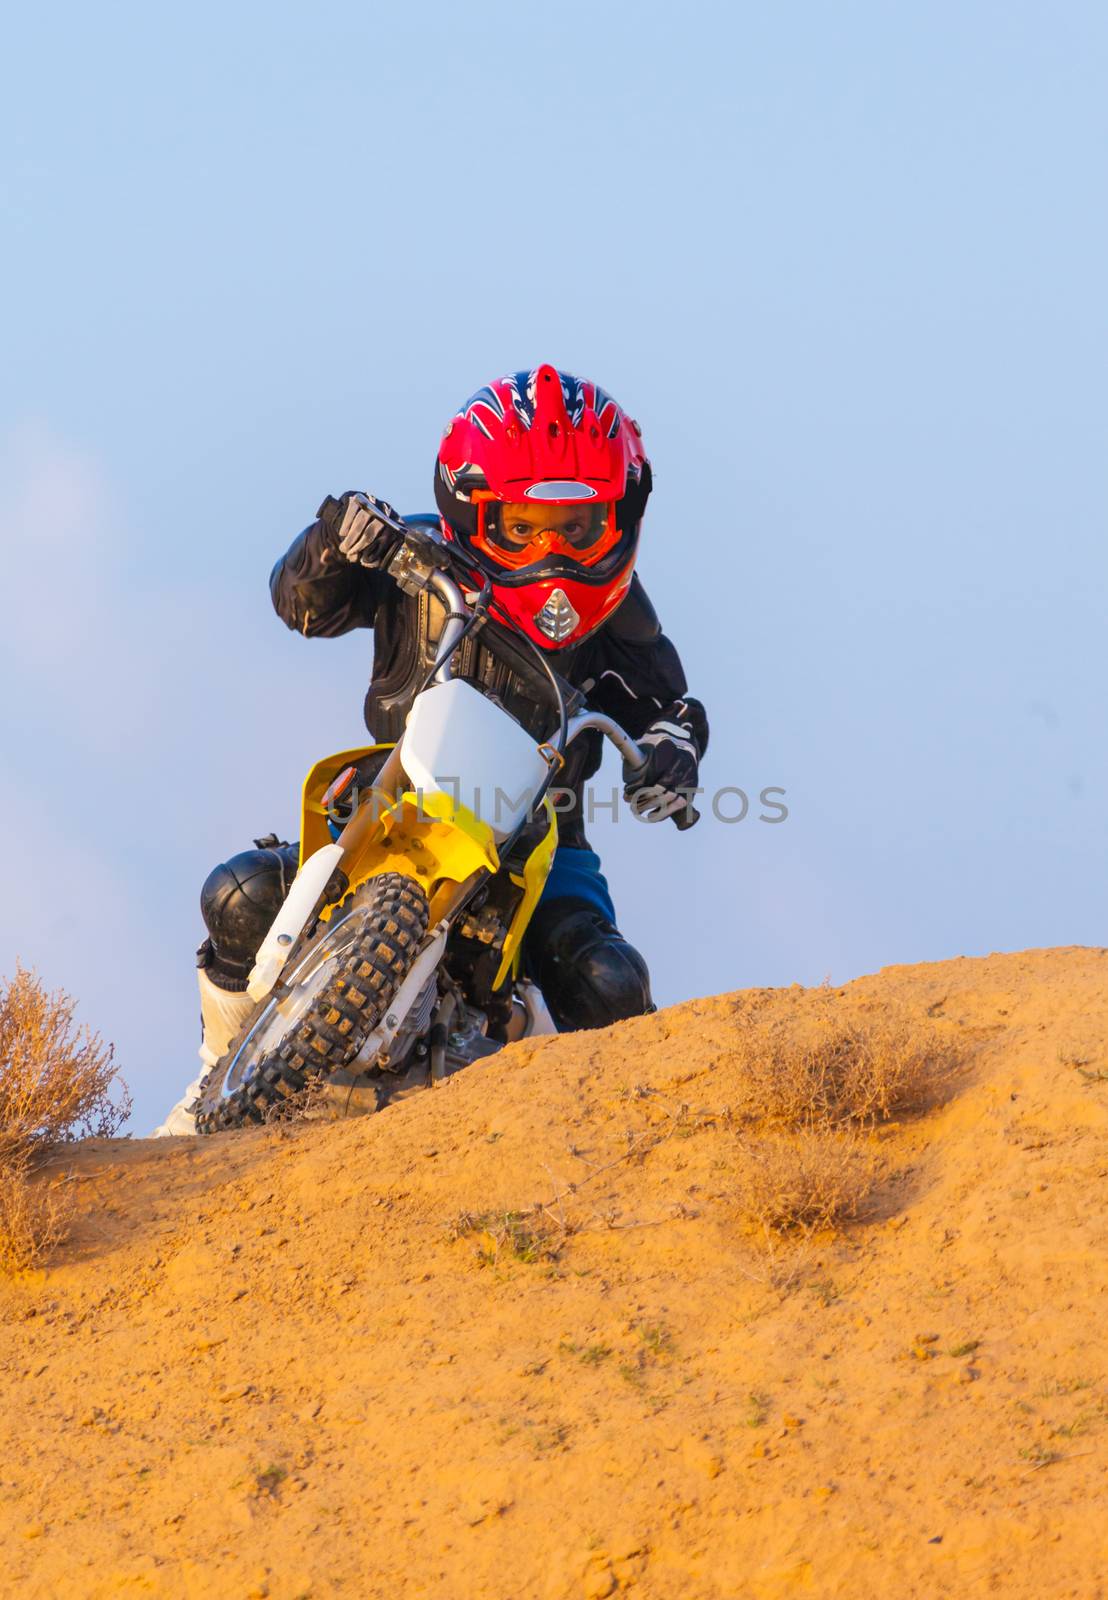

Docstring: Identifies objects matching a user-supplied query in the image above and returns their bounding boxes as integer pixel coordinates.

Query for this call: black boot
[525,896,654,1033]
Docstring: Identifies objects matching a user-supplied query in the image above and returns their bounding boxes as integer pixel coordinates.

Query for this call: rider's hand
[317,491,408,569]
[623,698,706,828]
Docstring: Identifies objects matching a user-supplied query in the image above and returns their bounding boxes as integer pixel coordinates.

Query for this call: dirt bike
[195,517,682,1132]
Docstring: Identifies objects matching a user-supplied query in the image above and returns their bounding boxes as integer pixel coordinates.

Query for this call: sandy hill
[2,946,1107,1599]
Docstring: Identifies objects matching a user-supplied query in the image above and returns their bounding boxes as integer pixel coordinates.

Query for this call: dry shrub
[0,965,129,1275]
[0,1155,73,1275]
[728,1003,961,1132]
[0,964,130,1163]
[260,1069,330,1126]
[720,1000,961,1243]
[734,1127,879,1237]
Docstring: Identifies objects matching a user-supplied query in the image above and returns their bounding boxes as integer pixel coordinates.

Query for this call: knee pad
[199,840,299,989]
[526,897,654,1033]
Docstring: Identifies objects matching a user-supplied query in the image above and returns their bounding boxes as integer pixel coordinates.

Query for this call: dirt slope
[3,946,1108,1600]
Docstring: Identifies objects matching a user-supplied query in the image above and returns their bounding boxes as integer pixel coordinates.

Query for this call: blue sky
[2,2,1105,1131]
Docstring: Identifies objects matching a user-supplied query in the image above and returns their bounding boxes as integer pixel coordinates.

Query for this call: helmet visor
[472,494,619,571]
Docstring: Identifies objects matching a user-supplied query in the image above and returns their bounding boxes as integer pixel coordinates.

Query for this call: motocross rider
[154,365,708,1135]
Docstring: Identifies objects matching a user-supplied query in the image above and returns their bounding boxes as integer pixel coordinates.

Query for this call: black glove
[317,491,408,569]
[623,697,706,828]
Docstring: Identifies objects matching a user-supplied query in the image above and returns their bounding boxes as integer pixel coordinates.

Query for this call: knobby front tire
[195,872,429,1133]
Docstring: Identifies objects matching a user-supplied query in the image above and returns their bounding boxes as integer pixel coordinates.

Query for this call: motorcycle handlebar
[564,710,646,770]
[564,711,701,830]
[426,568,470,685]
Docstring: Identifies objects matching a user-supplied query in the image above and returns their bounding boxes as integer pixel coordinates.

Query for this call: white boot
[518,979,558,1036]
[151,969,256,1136]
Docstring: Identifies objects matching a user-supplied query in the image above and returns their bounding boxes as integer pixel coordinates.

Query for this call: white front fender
[247,843,345,1002]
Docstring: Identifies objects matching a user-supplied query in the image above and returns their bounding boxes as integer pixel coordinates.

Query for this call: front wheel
[196,871,429,1133]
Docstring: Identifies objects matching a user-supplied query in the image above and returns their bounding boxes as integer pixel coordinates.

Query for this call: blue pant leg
[536,845,617,922]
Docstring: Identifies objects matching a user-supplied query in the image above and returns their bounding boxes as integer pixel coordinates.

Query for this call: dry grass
[449,1208,567,1267]
[722,1001,963,1240]
[734,1127,879,1237]
[0,1156,73,1275]
[0,965,129,1274]
[260,1069,331,1125]
[727,1001,962,1132]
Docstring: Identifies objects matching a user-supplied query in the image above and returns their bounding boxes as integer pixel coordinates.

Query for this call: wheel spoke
[197,873,430,1132]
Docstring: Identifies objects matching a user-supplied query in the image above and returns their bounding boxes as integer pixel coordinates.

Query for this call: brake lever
[386,525,460,597]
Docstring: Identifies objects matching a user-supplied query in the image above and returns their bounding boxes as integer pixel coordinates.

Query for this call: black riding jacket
[270,514,708,849]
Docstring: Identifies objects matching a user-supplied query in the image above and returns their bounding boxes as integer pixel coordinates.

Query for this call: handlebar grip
[672,803,700,831]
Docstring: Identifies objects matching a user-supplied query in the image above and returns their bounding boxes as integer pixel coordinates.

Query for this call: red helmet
[434,364,652,649]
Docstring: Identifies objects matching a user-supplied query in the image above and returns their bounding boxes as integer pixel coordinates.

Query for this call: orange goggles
[471,491,620,571]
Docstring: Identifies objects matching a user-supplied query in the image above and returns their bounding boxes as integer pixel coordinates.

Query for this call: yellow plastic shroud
[298,744,558,989]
